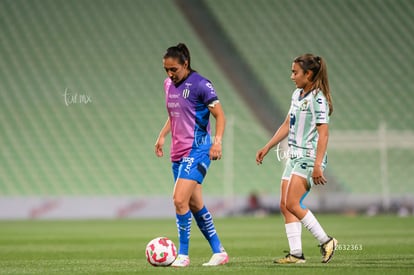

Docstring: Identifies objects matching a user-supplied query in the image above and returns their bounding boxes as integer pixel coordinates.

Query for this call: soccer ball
[145,237,177,266]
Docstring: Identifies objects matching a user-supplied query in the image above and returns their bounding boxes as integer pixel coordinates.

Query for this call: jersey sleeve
[288,89,299,114]
[164,78,172,96]
[197,79,219,106]
[313,92,329,124]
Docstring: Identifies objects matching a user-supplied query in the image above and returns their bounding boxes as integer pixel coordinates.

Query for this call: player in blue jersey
[256,54,337,264]
[154,43,228,267]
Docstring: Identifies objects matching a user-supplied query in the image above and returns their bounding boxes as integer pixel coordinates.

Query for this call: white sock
[300,210,330,244]
[285,222,302,256]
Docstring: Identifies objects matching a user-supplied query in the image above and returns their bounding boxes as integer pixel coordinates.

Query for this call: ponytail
[294,54,333,115]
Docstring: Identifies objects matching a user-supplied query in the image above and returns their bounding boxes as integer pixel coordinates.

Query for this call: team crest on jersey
[182,83,192,98]
[300,100,309,111]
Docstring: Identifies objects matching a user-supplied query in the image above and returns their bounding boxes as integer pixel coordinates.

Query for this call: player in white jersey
[256,54,337,264]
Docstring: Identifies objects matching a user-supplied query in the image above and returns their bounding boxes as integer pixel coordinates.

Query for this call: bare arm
[208,103,225,160]
[154,117,171,157]
[312,123,329,185]
[256,114,290,165]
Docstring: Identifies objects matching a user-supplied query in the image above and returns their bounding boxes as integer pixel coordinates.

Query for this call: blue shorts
[172,150,211,184]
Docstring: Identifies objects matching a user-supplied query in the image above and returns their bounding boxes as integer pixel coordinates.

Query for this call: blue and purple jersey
[164,72,219,162]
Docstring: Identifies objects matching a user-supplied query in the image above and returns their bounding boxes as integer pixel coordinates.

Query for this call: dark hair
[163,43,192,71]
[294,54,333,115]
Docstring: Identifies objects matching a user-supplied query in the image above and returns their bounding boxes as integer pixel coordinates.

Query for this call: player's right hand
[155,145,163,157]
[256,147,269,165]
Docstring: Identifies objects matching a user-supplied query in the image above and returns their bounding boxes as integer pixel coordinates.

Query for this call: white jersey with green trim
[287,88,329,161]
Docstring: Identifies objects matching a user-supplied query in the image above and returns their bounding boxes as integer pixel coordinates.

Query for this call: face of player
[163,57,189,85]
[291,62,313,92]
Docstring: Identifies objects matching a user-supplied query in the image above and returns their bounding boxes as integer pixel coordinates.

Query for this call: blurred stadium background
[0,0,413,219]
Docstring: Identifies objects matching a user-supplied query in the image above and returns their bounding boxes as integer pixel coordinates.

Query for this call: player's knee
[286,201,301,215]
[173,196,188,212]
[189,202,203,213]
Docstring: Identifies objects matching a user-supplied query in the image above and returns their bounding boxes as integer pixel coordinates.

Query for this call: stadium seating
[0,0,281,197]
[204,0,414,195]
[0,0,412,199]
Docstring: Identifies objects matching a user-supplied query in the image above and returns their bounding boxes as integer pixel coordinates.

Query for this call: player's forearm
[158,118,171,139]
[213,111,225,145]
[209,103,225,144]
[264,119,289,150]
[315,126,329,167]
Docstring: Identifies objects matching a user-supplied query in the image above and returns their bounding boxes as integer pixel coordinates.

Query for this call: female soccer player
[154,43,229,267]
[256,54,337,264]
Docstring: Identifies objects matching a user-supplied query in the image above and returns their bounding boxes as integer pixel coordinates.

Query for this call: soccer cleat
[274,253,306,264]
[202,252,229,266]
[319,237,338,263]
[171,254,190,267]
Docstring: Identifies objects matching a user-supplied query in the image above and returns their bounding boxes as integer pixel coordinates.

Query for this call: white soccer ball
[145,237,177,266]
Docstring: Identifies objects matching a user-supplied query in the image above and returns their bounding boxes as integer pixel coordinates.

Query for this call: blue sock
[176,211,192,255]
[193,206,224,254]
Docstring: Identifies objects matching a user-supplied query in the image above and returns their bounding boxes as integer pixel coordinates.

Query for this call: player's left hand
[209,143,222,160]
[312,165,327,185]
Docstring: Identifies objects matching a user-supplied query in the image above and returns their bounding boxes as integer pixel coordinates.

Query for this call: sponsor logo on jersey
[205,82,216,94]
[169,111,180,117]
[183,157,195,174]
[167,102,180,108]
[315,110,326,120]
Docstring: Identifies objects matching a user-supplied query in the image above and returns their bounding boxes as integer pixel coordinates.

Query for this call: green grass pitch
[0,215,413,274]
